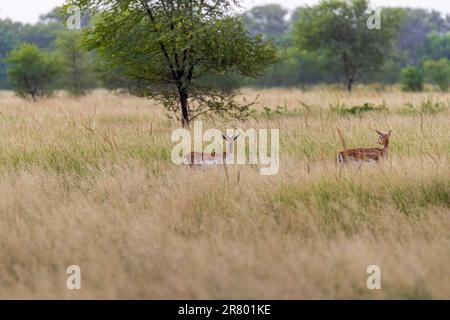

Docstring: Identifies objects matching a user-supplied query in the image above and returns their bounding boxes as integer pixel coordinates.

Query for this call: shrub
[6,43,62,100]
[400,67,424,92]
[330,102,388,116]
[423,58,450,91]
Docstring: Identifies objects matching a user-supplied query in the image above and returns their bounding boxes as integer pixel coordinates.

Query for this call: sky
[1,0,450,24]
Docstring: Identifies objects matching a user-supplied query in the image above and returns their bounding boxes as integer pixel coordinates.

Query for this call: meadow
[0,86,448,299]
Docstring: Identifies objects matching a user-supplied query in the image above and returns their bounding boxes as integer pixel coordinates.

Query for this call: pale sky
[1,0,450,24]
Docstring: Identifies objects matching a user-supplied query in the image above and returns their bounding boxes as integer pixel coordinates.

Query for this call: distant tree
[243,5,289,40]
[93,59,143,92]
[294,0,403,92]
[395,9,450,64]
[400,66,424,92]
[364,57,403,84]
[0,19,21,88]
[423,58,450,91]
[6,43,63,100]
[40,6,91,28]
[39,7,66,24]
[55,31,98,95]
[68,0,276,127]
[18,23,62,50]
[250,48,335,87]
[0,8,69,89]
[14,7,66,51]
[420,32,450,61]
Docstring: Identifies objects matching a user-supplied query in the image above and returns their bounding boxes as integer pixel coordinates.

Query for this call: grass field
[0,86,449,299]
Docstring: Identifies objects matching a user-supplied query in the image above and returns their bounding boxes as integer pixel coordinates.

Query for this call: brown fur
[338,130,391,163]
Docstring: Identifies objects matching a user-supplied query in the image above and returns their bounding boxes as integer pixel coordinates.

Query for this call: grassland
[0,86,448,299]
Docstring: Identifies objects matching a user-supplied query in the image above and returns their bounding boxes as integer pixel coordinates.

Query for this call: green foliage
[396,9,450,64]
[419,95,448,114]
[55,31,99,96]
[196,73,244,93]
[294,0,403,91]
[68,0,276,126]
[400,67,424,92]
[367,58,403,84]
[3,4,450,91]
[6,43,63,100]
[401,96,448,114]
[260,105,288,118]
[18,23,60,49]
[0,20,21,88]
[242,4,289,41]
[249,48,336,87]
[0,15,64,89]
[420,32,450,61]
[423,58,450,91]
[330,102,388,116]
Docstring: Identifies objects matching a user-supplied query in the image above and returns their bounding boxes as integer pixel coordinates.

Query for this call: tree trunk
[179,88,189,127]
[342,51,354,93]
[347,78,353,92]
[31,88,37,102]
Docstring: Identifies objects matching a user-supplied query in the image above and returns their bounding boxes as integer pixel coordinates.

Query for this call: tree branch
[140,0,178,81]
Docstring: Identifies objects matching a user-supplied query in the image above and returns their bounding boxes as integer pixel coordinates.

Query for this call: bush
[400,67,424,92]
[330,102,389,117]
[6,43,62,100]
[423,58,450,91]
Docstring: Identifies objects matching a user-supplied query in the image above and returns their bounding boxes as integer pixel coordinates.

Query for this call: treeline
[0,8,99,96]
[2,3,450,95]
[242,5,450,90]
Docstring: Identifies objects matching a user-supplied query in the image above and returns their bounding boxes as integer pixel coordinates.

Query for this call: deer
[337,129,391,164]
[184,132,239,167]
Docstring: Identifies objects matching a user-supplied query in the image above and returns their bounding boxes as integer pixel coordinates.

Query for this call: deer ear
[388,130,392,136]
[375,130,382,136]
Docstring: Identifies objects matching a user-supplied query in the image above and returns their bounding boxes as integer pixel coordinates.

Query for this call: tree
[18,23,62,50]
[396,9,450,64]
[294,0,403,92]
[423,58,450,91]
[0,19,21,88]
[249,48,335,87]
[6,43,63,100]
[68,0,276,127]
[242,5,289,40]
[0,8,67,89]
[400,66,424,92]
[420,32,450,61]
[94,59,146,93]
[55,31,99,95]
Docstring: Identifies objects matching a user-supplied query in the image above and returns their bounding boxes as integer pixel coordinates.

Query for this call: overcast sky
[1,0,450,24]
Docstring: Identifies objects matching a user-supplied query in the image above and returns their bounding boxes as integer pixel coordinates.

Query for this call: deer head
[376,130,391,146]
[222,132,240,143]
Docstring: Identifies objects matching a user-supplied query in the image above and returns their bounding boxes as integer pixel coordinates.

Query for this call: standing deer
[185,132,239,167]
[337,129,391,164]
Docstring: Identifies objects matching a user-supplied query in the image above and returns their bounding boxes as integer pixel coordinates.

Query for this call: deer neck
[225,141,234,162]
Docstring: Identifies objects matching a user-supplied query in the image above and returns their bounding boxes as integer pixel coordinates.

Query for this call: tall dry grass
[0,87,448,299]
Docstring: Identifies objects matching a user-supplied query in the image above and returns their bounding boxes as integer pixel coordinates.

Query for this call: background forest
[2,5,450,92]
